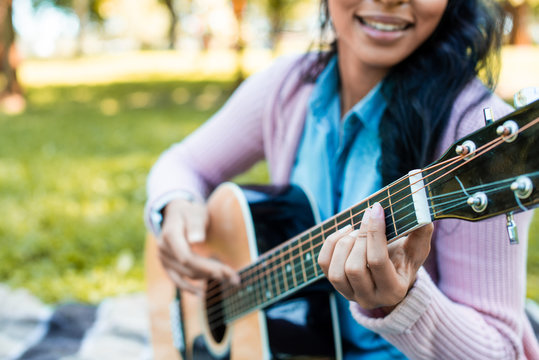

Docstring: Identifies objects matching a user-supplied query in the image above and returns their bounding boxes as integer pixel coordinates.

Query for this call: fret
[278,247,289,292]
[229,290,239,320]
[374,190,393,239]
[272,254,283,297]
[282,242,297,288]
[386,179,418,240]
[351,203,368,226]
[273,248,286,296]
[300,234,317,280]
[310,227,323,265]
[311,236,323,260]
[369,190,388,207]
[250,264,262,310]
[387,187,398,237]
[321,218,336,239]
[244,266,257,313]
[222,292,232,321]
[263,259,274,301]
[229,270,247,319]
[290,239,306,285]
[336,211,352,229]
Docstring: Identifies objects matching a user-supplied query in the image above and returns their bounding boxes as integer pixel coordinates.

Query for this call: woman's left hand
[318,202,433,311]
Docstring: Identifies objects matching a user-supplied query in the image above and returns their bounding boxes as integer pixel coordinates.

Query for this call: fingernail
[362,208,371,223]
[189,231,205,244]
[372,203,384,218]
[338,224,352,233]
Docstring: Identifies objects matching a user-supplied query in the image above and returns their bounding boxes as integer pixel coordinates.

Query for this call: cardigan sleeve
[144,55,303,234]
[349,82,539,359]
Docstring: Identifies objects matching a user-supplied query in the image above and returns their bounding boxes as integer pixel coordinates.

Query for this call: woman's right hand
[158,198,240,296]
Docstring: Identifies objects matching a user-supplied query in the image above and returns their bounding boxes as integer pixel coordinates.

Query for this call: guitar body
[148,183,341,360]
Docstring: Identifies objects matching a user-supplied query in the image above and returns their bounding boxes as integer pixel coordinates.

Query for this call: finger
[344,231,374,295]
[162,216,193,260]
[366,203,399,291]
[327,230,358,299]
[159,250,198,279]
[165,268,203,296]
[318,225,353,275]
[163,221,239,284]
[403,223,434,270]
[183,252,240,284]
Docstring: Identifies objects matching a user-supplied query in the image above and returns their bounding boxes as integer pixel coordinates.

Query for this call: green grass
[0,77,269,303]
[0,71,538,304]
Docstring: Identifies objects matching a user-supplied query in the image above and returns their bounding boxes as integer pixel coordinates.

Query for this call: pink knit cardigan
[146,55,539,359]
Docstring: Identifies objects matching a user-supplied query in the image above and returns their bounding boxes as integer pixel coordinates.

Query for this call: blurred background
[0,0,538,316]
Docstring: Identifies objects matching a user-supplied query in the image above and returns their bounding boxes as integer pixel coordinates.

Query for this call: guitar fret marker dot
[286,264,291,272]
[305,253,311,261]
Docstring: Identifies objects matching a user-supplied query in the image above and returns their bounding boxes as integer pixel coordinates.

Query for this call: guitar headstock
[424,99,539,222]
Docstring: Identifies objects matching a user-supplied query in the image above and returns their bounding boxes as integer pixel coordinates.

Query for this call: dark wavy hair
[305,0,505,185]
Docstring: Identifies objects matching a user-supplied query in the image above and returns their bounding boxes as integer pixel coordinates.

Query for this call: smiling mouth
[356,16,413,32]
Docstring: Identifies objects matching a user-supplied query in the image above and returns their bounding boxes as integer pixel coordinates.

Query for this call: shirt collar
[309,55,386,132]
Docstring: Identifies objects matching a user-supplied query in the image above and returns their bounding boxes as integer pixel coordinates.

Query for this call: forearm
[351,268,522,359]
[350,214,533,359]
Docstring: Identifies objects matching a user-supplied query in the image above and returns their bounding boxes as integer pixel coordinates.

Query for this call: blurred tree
[0,0,25,113]
[31,0,105,55]
[231,0,247,82]
[159,0,181,49]
[501,0,539,45]
[259,0,296,51]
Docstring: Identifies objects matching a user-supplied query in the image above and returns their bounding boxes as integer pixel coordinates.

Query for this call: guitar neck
[218,171,432,323]
[204,99,539,328]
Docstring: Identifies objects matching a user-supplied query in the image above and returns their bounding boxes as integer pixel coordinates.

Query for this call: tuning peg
[466,192,487,213]
[510,176,533,199]
[496,120,519,143]
[455,140,476,158]
[505,212,519,245]
[514,87,539,109]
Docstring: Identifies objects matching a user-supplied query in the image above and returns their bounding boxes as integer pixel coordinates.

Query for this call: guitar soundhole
[205,280,227,343]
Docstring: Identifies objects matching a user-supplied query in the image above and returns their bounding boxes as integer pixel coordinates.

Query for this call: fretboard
[211,171,432,324]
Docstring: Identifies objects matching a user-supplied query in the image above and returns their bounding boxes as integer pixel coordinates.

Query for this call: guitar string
[204,130,511,301]
[204,116,539,299]
[205,128,528,312]
[204,125,532,308]
[204,151,467,301]
[204,175,537,324]
[203,127,511,298]
[209,131,539,326]
[205,175,537,327]
[203,118,539,323]
[208,123,539,318]
[205,177,528,323]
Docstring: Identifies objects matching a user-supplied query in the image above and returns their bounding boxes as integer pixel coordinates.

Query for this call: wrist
[149,191,196,234]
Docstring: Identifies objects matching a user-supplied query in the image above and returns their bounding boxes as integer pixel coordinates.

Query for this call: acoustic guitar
[146,99,539,360]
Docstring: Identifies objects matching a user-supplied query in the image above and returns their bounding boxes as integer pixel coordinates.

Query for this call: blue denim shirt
[290,57,406,359]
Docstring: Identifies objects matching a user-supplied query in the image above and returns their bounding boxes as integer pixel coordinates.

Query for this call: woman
[145,0,539,358]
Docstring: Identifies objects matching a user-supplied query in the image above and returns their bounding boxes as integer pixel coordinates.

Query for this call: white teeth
[363,19,407,32]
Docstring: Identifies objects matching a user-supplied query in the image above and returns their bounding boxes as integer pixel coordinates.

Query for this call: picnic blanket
[0,285,152,360]
[1,284,538,360]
